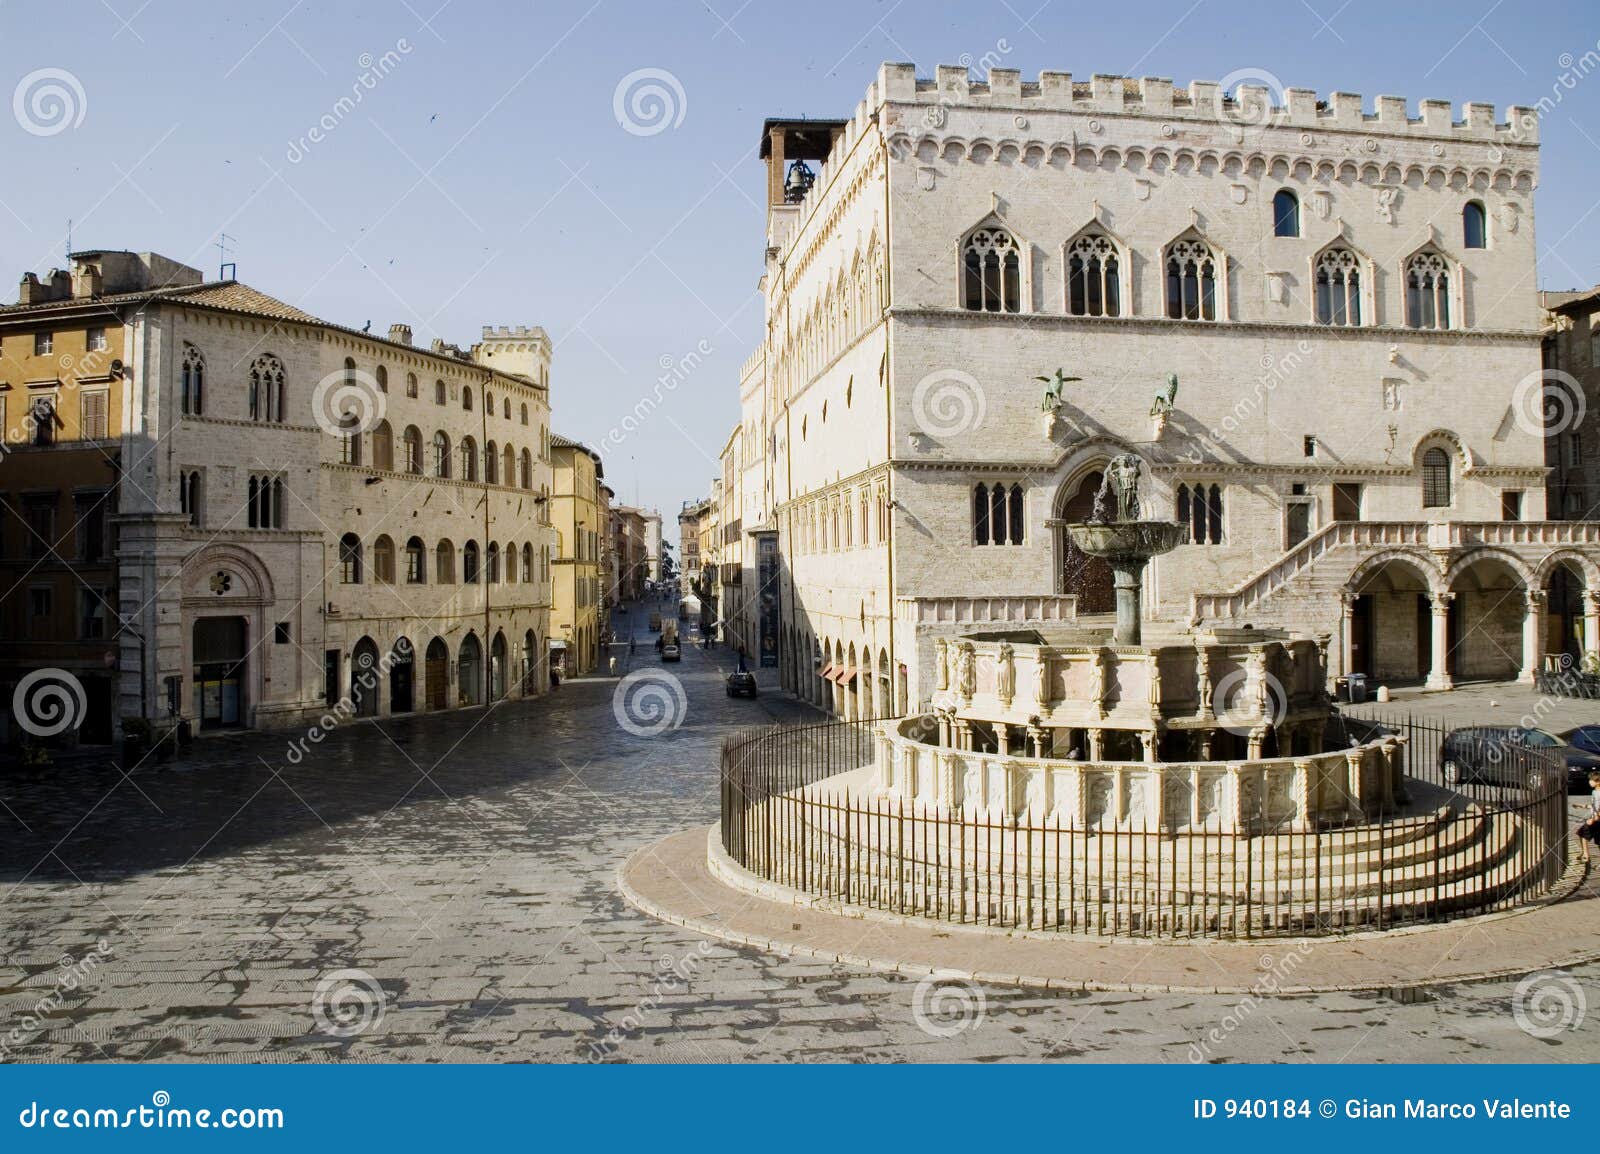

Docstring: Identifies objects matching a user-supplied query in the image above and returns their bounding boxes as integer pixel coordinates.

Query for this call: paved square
[3,610,1599,1063]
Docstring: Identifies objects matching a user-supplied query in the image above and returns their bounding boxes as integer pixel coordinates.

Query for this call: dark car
[726,670,758,699]
[1562,725,1600,759]
[1439,725,1600,791]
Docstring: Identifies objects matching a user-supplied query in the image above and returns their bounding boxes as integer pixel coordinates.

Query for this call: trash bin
[1345,672,1369,704]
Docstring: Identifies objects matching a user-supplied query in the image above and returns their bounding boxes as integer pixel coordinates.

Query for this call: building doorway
[389,637,414,714]
[425,637,449,710]
[489,632,507,701]
[193,616,247,729]
[351,637,380,717]
[1056,469,1114,614]
[459,633,483,706]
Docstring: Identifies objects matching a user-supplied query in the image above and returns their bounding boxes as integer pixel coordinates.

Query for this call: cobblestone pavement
[2,607,1598,1063]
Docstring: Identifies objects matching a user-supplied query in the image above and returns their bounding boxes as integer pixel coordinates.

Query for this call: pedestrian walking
[1579,771,1600,861]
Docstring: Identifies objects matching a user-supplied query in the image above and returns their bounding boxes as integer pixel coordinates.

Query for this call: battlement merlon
[871,63,1540,146]
[480,324,551,344]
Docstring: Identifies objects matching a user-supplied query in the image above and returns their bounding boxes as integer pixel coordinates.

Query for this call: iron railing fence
[1536,653,1600,700]
[718,712,1571,940]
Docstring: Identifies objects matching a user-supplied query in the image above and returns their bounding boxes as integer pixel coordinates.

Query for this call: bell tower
[759,118,848,211]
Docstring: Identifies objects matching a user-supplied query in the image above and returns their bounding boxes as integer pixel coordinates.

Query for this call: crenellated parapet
[875,63,1539,145]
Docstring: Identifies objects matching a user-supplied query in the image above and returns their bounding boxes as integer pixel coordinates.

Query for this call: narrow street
[1,602,1595,1062]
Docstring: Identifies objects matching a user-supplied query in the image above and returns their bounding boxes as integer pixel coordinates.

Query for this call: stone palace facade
[729,64,1600,718]
[0,250,559,737]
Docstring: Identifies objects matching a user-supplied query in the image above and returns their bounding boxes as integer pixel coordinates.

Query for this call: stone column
[995,722,1011,757]
[1027,725,1048,758]
[1138,729,1159,763]
[1586,591,1600,670]
[1345,747,1366,819]
[1087,728,1104,761]
[1520,589,1545,684]
[1338,592,1357,682]
[1291,759,1312,829]
[1425,592,1455,691]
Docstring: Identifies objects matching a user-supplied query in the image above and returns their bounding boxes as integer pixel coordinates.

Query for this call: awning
[819,663,836,680]
[548,639,569,650]
[827,665,857,685]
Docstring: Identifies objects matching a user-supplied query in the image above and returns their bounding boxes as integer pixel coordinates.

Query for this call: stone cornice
[888,306,1543,345]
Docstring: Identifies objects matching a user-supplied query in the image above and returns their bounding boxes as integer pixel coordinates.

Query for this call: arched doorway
[425,637,449,710]
[389,637,414,714]
[490,631,508,701]
[193,616,248,729]
[522,630,538,695]
[351,636,380,717]
[1347,557,1434,681]
[1448,555,1528,681]
[1056,469,1114,614]
[459,633,483,706]
[1547,561,1587,665]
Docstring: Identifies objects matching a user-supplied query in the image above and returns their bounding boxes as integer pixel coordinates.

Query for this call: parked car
[1439,725,1600,791]
[661,642,680,662]
[726,670,758,698]
[1561,724,1600,759]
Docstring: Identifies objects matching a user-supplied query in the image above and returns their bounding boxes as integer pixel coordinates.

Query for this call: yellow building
[0,256,176,746]
[550,435,605,675]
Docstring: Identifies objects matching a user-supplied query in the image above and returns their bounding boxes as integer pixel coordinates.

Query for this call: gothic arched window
[1314,248,1362,326]
[250,354,286,422]
[433,431,451,478]
[1066,233,1121,317]
[459,435,478,482]
[1405,252,1451,330]
[1165,239,1220,321]
[961,226,1022,313]
[181,345,205,415]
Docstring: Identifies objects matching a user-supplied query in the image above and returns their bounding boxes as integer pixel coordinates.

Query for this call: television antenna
[217,232,237,280]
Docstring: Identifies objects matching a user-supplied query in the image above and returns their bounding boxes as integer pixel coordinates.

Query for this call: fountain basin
[1066,520,1186,561]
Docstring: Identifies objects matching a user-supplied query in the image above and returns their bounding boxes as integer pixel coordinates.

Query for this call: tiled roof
[165,281,320,324]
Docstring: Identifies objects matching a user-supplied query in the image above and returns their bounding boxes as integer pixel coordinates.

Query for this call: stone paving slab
[621,825,1600,995]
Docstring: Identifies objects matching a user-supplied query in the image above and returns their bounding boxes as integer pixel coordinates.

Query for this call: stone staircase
[759,789,1564,938]
[1187,520,1600,626]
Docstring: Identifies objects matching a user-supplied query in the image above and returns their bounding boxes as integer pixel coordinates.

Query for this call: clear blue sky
[4,0,1597,541]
